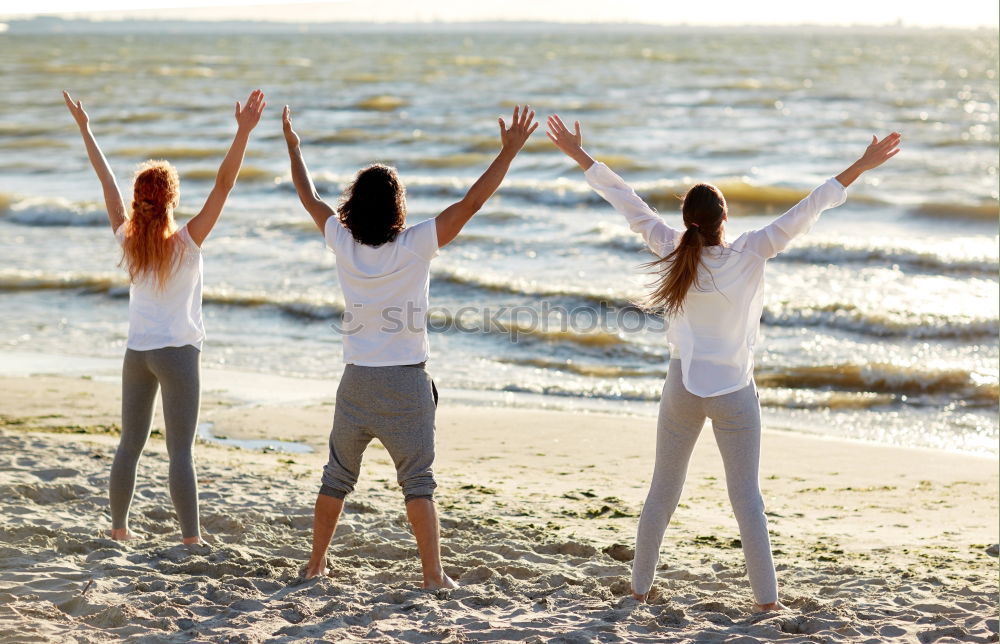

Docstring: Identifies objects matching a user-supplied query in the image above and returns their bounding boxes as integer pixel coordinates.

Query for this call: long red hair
[645,183,727,316]
[120,160,184,289]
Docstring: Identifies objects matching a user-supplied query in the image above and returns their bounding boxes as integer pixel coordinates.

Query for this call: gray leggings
[632,360,777,604]
[111,345,201,539]
[320,363,438,502]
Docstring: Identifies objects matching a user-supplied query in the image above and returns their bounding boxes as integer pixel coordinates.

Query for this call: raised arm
[547,114,679,258]
[186,89,266,247]
[745,132,902,259]
[63,91,126,233]
[282,105,336,235]
[434,105,538,247]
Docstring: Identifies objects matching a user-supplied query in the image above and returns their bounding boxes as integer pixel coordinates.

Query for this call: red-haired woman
[547,114,900,611]
[63,89,266,544]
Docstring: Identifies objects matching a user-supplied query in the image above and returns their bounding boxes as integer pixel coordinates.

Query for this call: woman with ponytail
[64,89,266,544]
[547,114,900,611]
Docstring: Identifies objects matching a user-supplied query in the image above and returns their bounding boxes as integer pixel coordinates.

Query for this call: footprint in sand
[32,468,80,481]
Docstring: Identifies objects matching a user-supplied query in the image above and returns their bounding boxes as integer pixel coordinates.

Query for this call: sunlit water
[0,29,996,453]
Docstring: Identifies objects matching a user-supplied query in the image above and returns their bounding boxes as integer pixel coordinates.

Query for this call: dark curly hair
[337,164,406,246]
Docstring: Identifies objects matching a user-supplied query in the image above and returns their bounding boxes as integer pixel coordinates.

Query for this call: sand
[0,369,997,643]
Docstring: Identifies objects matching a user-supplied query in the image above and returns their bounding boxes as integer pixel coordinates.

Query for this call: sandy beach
[0,365,996,643]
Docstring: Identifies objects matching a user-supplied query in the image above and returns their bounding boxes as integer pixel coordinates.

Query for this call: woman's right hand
[856,132,902,171]
[62,91,89,129]
[835,132,902,188]
[498,104,538,155]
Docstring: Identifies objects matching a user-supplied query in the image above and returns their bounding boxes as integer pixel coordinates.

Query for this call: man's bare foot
[303,556,329,579]
[631,591,649,602]
[182,536,202,545]
[755,601,787,612]
[108,528,137,541]
[423,573,457,590]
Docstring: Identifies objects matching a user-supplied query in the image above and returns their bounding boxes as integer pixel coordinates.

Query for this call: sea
[0,27,996,453]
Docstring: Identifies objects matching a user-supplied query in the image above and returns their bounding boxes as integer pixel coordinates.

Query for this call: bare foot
[108,528,138,541]
[755,601,787,612]
[182,536,202,545]
[631,591,649,602]
[303,557,329,579]
[423,573,457,590]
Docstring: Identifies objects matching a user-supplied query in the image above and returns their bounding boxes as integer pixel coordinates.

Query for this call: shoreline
[1,349,995,458]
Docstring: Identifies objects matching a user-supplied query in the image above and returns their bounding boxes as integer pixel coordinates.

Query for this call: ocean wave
[0,270,346,319]
[285,172,896,214]
[355,95,408,111]
[307,129,381,144]
[488,358,997,406]
[0,271,123,293]
[113,146,232,160]
[0,194,108,227]
[756,363,998,404]
[590,228,998,276]
[201,289,345,319]
[96,112,175,124]
[434,265,994,340]
[762,303,997,340]
[413,153,494,169]
[427,309,655,358]
[0,137,69,150]
[433,265,627,305]
[643,181,810,214]
[464,137,558,154]
[496,356,656,378]
[777,242,998,276]
[0,123,63,138]
[0,194,201,228]
[277,172,602,208]
[909,201,997,222]
[1,261,990,343]
[182,166,275,182]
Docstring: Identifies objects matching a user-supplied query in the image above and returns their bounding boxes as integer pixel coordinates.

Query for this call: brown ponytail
[120,160,183,290]
[644,183,726,316]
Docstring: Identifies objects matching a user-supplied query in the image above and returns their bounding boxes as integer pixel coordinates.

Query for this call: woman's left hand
[62,90,89,129]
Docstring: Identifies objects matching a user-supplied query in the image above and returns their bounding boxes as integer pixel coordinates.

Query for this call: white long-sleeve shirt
[585,162,847,397]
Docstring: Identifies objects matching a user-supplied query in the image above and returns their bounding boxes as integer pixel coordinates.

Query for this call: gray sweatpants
[320,363,438,502]
[111,345,201,539]
[632,360,777,604]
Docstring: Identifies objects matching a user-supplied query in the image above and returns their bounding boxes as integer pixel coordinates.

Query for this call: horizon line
[2,16,997,29]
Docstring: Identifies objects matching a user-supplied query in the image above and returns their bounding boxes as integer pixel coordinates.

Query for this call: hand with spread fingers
[498,104,539,154]
[546,113,596,171]
[235,89,266,134]
[857,132,902,171]
[836,132,902,187]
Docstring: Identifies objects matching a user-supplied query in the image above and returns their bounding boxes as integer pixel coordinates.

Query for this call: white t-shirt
[325,216,440,366]
[116,222,205,351]
[585,162,847,397]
